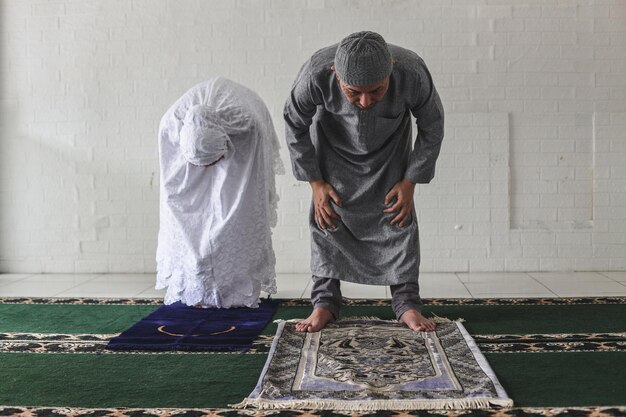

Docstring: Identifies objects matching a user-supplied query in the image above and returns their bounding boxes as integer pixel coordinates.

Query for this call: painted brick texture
[1,0,625,273]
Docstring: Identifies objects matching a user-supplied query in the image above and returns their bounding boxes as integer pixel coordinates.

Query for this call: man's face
[336,75,390,110]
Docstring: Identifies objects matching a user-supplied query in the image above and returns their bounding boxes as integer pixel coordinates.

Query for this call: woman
[156,78,283,308]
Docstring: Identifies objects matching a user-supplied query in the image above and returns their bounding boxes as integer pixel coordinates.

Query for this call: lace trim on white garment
[156,258,276,309]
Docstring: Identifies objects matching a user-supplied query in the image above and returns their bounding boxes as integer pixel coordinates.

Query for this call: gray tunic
[284,44,444,286]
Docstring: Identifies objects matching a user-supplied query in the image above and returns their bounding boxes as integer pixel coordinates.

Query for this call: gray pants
[310,275,423,320]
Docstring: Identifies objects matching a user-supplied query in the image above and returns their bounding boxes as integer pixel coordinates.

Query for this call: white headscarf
[179,104,232,166]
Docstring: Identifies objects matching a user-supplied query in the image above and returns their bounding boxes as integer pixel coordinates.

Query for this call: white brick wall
[1,0,625,273]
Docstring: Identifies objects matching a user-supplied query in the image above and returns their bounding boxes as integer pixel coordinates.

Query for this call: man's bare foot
[295,307,335,333]
[399,309,436,332]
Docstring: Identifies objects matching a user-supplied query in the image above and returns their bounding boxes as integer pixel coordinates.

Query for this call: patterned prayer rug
[106,299,279,352]
[236,318,513,411]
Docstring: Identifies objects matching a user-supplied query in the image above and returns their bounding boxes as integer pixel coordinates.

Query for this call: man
[284,31,444,332]
[156,77,283,308]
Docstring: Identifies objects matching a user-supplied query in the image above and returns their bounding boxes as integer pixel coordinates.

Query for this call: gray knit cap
[334,31,393,87]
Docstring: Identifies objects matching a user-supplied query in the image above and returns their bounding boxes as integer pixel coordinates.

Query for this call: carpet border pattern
[0,333,273,355]
[1,332,624,354]
[0,406,625,417]
[1,296,625,306]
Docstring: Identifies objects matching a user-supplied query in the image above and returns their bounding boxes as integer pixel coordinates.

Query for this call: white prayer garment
[156,78,283,308]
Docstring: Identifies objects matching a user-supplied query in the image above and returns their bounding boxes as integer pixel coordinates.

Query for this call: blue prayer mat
[106,300,279,352]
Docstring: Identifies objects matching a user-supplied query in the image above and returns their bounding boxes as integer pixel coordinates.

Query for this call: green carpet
[486,352,626,407]
[0,353,266,408]
[0,297,625,412]
[0,304,156,334]
[1,301,624,335]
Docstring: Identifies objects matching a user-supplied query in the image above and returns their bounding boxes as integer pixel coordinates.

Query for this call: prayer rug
[236,318,513,411]
[106,299,279,352]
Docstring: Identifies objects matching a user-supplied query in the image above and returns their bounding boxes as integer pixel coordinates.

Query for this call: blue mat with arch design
[106,299,279,351]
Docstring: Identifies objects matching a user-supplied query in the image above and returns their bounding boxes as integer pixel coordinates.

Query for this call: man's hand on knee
[384,178,415,227]
[310,179,342,229]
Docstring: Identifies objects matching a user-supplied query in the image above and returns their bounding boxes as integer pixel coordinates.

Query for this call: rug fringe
[431,314,464,323]
[232,397,513,411]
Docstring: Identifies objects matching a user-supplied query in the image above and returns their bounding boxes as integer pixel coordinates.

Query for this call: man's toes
[421,322,435,332]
